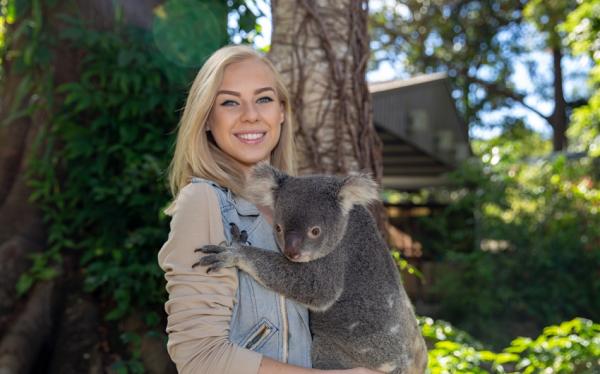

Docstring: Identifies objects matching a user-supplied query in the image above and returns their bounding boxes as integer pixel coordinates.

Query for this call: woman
[158,45,380,374]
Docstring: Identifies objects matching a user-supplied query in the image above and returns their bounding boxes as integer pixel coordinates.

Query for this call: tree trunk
[0,1,164,371]
[0,5,50,338]
[0,281,61,374]
[269,0,387,237]
[269,0,382,178]
[550,47,568,152]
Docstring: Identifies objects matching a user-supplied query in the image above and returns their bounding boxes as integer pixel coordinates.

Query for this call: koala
[194,164,428,373]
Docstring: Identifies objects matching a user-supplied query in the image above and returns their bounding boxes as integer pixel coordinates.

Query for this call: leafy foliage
[7,0,258,322]
[524,0,575,49]
[24,16,194,320]
[368,0,583,152]
[563,0,600,156]
[413,123,600,346]
[422,317,600,373]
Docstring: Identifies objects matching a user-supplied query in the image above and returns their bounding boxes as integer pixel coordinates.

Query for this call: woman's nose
[241,102,259,123]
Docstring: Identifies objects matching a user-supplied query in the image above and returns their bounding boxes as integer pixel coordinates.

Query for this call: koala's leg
[194,226,343,311]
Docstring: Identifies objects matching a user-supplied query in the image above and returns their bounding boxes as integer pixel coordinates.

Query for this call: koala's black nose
[284,232,303,259]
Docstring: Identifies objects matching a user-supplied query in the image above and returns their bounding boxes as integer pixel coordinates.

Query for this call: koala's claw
[191,224,249,271]
[193,251,237,273]
[229,223,250,245]
[192,245,228,269]
[192,242,239,272]
[196,254,225,273]
[196,244,227,254]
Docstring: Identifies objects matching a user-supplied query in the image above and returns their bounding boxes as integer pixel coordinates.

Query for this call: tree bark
[269,0,387,237]
[0,0,50,339]
[550,47,568,152]
[269,0,383,178]
[0,280,61,374]
[47,293,104,374]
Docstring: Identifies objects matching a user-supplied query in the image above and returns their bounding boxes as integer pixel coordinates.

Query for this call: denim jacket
[190,177,312,368]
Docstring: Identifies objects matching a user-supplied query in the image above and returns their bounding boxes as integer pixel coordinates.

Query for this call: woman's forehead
[220,58,276,87]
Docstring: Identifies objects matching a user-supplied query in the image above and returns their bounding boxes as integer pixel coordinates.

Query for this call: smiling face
[208,58,285,174]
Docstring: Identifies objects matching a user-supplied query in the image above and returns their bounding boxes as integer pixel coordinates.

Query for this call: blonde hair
[164,45,296,215]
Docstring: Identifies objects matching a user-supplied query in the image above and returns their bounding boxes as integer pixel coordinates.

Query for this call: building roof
[369,72,449,93]
[369,73,471,190]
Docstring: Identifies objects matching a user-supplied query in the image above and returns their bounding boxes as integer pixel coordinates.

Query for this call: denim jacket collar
[232,195,260,216]
[190,176,259,216]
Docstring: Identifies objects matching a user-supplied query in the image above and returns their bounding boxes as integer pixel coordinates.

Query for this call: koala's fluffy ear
[244,162,288,208]
[338,173,379,215]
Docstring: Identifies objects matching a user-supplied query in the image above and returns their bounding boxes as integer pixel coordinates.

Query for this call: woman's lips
[235,132,266,144]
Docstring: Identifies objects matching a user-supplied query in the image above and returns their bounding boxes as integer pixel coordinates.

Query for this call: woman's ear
[279,102,285,126]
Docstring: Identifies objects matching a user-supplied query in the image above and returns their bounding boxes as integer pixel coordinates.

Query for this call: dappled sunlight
[152,0,227,67]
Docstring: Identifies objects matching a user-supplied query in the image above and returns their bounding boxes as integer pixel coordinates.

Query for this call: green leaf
[16,274,34,296]
[494,352,520,364]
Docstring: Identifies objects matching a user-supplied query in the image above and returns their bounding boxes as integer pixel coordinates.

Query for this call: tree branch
[467,76,551,122]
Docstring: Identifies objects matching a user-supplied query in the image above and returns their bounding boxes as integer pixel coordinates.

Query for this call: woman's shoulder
[162,183,222,228]
[178,179,221,205]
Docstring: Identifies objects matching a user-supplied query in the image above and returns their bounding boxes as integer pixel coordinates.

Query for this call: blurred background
[0,0,598,373]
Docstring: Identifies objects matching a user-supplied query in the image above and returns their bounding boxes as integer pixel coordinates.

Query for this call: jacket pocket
[241,317,278,351]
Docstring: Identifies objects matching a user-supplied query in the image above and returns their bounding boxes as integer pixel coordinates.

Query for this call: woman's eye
[221,100,238,106]
[257,96,274,104]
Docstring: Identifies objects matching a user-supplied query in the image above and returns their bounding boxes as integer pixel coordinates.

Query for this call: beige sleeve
[158,182,263,374]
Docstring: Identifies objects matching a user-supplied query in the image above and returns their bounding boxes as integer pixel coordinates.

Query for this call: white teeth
[237,133,265,140]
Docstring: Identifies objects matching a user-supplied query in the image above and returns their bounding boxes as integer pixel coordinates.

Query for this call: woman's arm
[159,182,263,374]
[259,357,383,374]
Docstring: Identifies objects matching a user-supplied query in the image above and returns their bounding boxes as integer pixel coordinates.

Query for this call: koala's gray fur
[195,164,428,373]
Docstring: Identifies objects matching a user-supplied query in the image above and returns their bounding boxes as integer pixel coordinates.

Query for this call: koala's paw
[192,244,240,273]
[191,223,250,273]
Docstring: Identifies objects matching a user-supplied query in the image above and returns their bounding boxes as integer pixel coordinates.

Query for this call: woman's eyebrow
[216,90,240,97]
[216,87,275,97]
[254,87,275,94]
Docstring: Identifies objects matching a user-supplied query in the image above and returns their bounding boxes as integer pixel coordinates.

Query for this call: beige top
[158,182,263,374]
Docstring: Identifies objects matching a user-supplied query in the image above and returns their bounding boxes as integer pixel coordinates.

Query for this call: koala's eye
[308,226,321,239]
[275,224,282,233]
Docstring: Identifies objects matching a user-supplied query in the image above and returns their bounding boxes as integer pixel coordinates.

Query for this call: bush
[23,18,194,320]
[422,317,600,373]
[413,123,600,346]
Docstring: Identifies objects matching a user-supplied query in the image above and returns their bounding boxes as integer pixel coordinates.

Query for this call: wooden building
[370,72,471,190]
[370,73,473,307]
